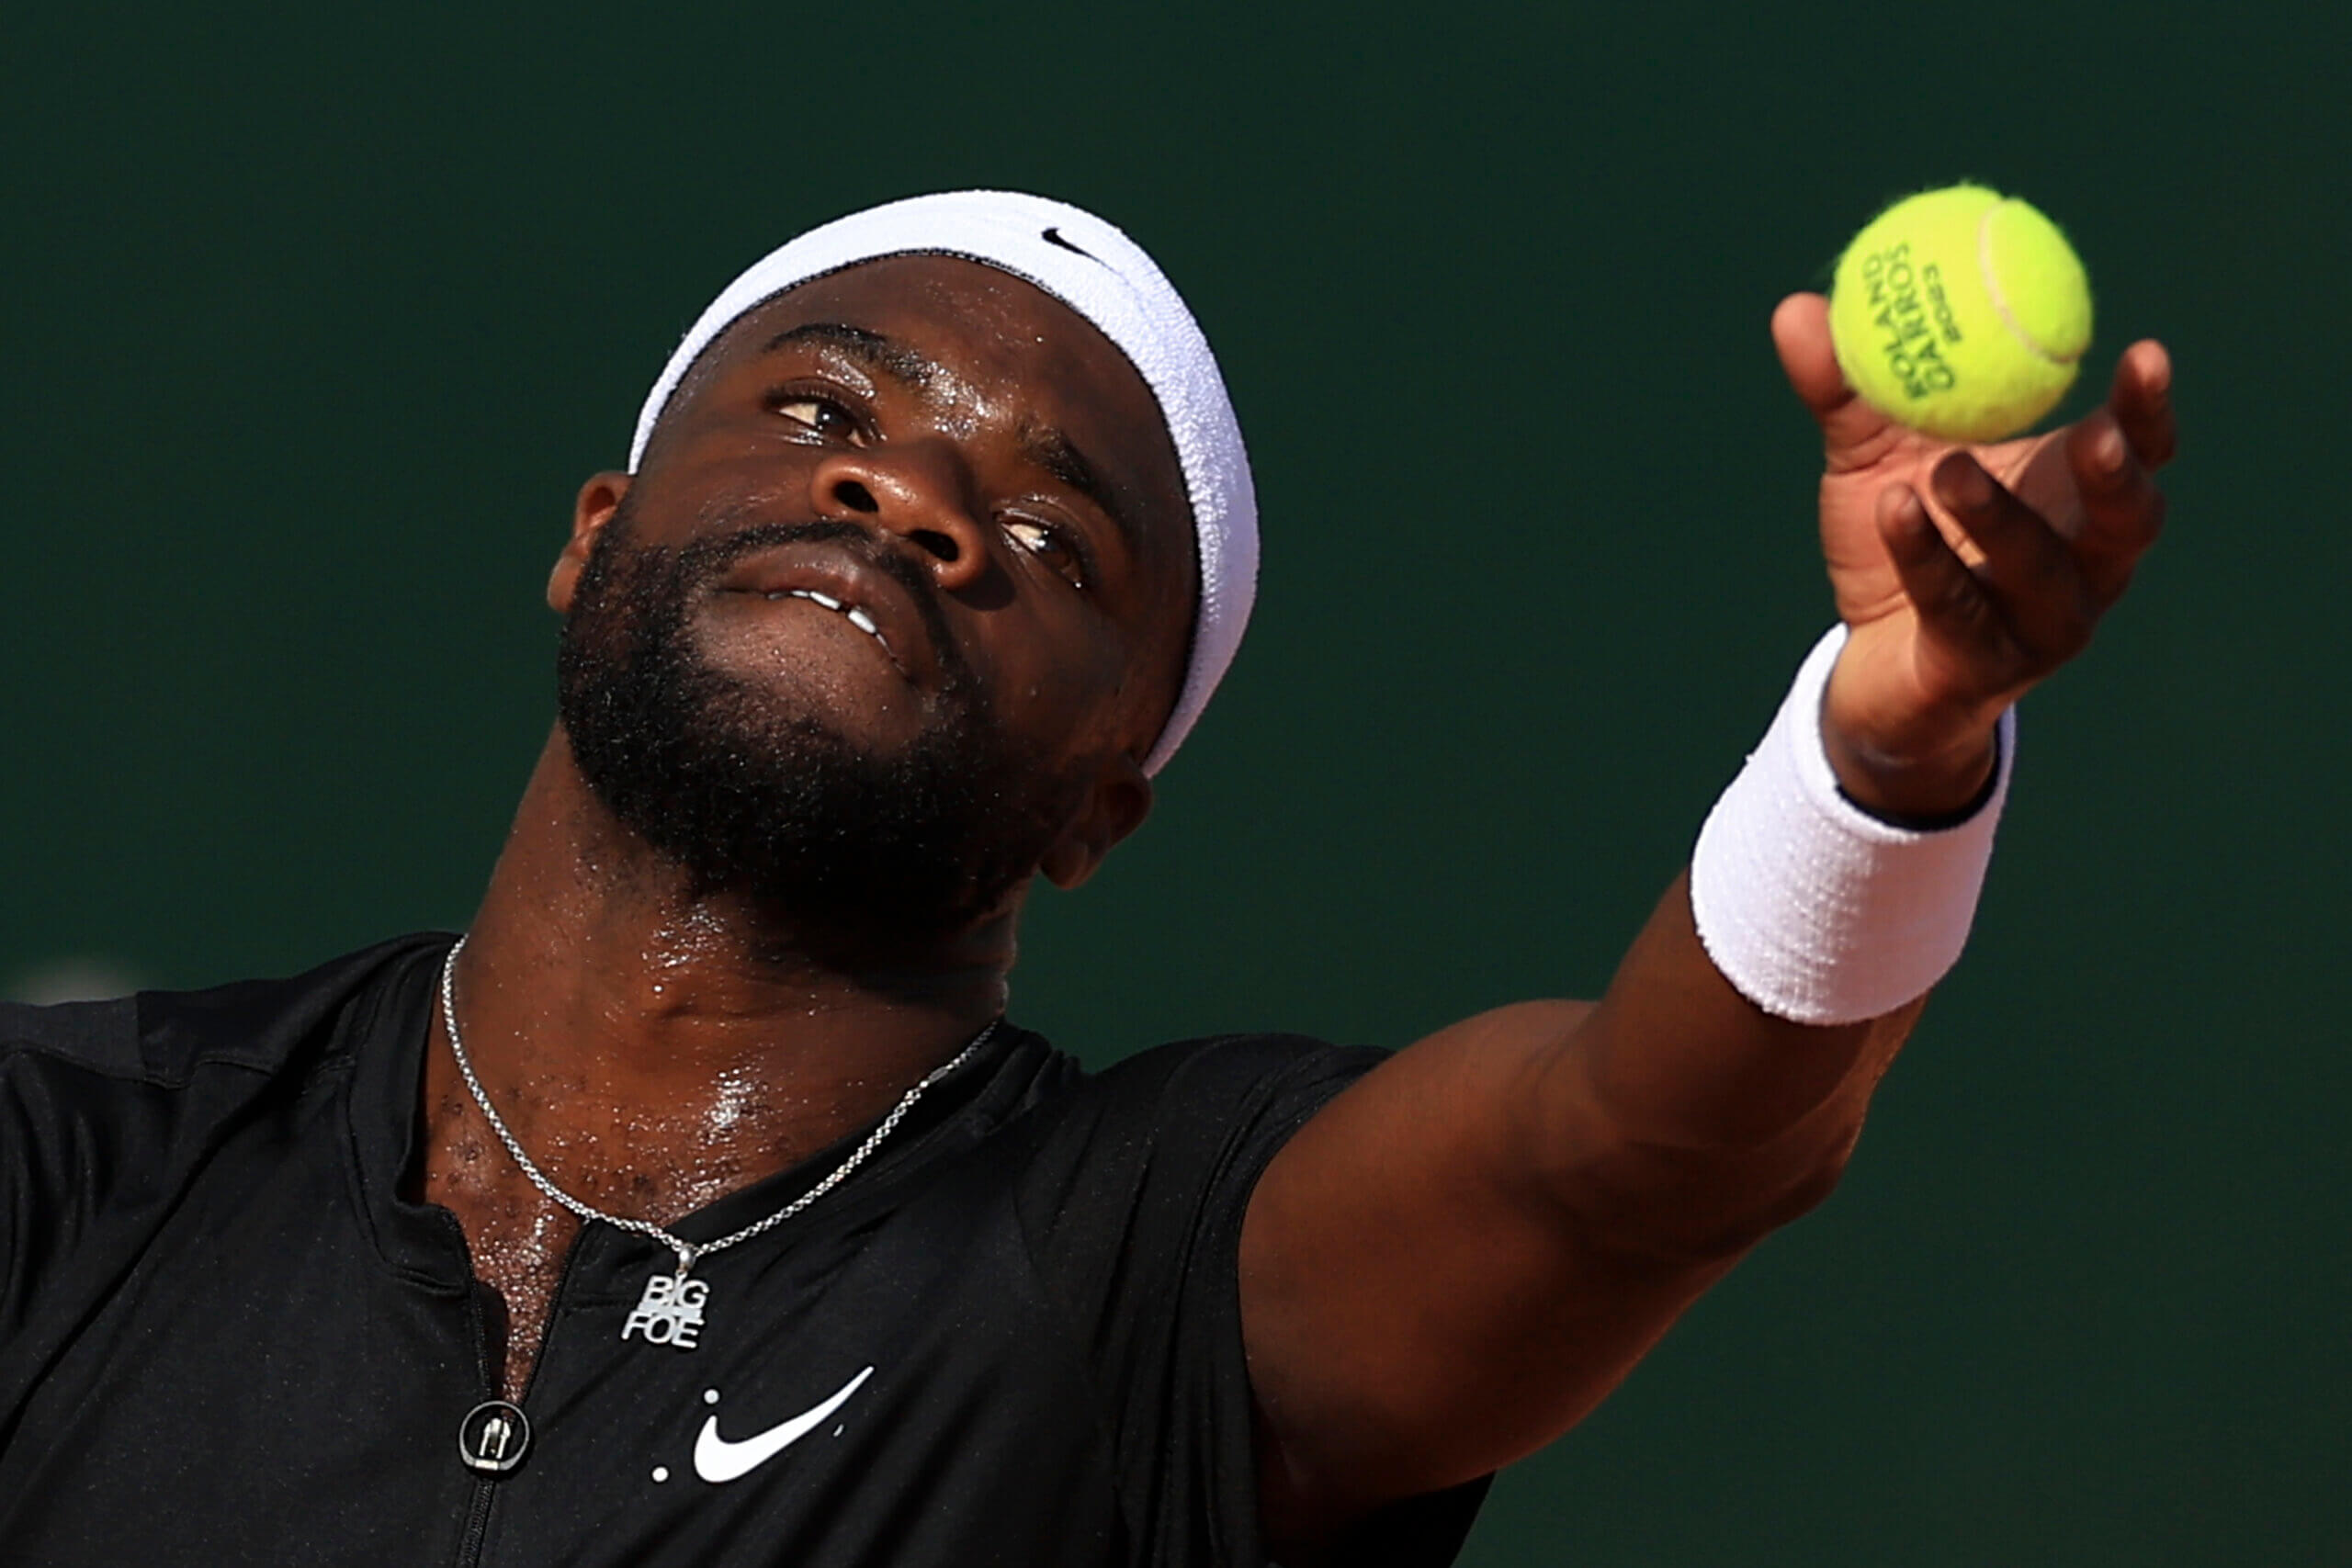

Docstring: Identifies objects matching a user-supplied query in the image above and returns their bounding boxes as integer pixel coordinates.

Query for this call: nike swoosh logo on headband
[1041,226,1101,262]
[693,1366,876,1483]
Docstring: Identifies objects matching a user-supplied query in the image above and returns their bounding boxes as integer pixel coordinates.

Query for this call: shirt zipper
[455,1480,498,1568]
[448,1220,600,1568]
[451,1273,506,1568]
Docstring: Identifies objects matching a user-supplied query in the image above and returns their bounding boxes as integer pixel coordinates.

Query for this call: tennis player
[0,192,2173,1566]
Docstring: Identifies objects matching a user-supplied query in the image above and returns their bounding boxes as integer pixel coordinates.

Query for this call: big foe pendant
[622,1272,710,1350]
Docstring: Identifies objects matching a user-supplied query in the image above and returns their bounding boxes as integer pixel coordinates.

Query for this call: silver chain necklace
[436,935,994,1352]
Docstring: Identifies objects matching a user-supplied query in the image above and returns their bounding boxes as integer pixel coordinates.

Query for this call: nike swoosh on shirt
[693,1366,876,1483]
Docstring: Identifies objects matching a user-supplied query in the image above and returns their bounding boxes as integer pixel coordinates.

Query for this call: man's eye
[772,396,864,444]
[1005,520,1085,588]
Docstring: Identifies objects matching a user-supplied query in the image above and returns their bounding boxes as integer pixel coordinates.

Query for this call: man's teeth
[764,588,891,655]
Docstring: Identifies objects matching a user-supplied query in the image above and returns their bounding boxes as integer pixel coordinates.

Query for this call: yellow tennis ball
[1828,184,2093,442]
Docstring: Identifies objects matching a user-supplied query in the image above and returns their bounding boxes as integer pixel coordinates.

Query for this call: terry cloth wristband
[1689,626,2018,1025]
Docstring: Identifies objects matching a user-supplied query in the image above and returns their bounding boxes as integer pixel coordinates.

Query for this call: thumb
[1771,292,1893,458]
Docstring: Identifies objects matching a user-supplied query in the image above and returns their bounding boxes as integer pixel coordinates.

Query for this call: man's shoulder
[0,932,449,1090]
[0,934,449,1289]
[1074,1030,1388,1120]
[995,1028,1388,1222]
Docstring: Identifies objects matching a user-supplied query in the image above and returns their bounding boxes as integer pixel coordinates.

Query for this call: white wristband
[1689,626,2016,1025]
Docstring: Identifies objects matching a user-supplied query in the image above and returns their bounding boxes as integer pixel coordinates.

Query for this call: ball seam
[1976,202,2081,368]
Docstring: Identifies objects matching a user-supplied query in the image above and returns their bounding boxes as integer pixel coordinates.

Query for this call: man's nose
[808,443,991,592]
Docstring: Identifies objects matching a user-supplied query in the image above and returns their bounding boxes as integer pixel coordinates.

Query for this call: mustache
[673,517,969,687]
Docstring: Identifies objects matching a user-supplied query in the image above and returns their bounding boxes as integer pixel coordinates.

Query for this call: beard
[554,498,1084,950]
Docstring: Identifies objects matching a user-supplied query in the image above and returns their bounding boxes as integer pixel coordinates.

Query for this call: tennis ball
[1827,184,2092,442]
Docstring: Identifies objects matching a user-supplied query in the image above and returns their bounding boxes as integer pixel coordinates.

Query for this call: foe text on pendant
[623,1273,709,1350]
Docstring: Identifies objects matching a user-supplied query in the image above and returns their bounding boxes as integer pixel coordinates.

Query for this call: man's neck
[433,729,1015,1225]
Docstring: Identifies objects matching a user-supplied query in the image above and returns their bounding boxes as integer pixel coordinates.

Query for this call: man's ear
[548,472,631,614]
[1037,755,1155,891]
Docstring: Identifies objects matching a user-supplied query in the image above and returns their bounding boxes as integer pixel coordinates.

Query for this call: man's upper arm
[1239,875,1917,1545]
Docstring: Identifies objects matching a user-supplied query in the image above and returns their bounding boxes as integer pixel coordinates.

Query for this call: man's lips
[711,544,944,688]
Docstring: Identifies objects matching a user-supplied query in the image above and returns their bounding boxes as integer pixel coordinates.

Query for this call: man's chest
[1,1137,1128,1568]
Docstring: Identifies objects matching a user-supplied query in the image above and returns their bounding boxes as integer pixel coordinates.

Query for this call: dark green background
[6,3,2345,1562]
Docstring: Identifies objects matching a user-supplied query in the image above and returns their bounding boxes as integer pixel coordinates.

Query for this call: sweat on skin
[0,190,2175,1565]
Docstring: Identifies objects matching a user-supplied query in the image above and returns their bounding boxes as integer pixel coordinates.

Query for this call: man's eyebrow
[1021,423,1139,551]
[763,321,1145,550]
[761,321,942,394]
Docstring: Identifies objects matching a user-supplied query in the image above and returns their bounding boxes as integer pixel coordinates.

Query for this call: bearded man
[0,192,2175,1567]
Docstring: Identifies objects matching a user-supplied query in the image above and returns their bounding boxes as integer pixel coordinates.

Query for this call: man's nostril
[832,479,880,514]
[910,529,960,563]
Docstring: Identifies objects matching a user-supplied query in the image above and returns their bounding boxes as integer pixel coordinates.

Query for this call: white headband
[628,190,1258,777]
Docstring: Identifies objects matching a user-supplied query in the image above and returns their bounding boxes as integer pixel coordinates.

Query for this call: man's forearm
[1539,870,1925,1266]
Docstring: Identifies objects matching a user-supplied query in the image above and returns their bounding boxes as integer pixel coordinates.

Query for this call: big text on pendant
[623,1272,710,1349]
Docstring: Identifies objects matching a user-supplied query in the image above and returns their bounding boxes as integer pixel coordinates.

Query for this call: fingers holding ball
[1828,185,2093,444]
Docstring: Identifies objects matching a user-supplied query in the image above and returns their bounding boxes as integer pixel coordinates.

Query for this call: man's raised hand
[1770,292,2176,820]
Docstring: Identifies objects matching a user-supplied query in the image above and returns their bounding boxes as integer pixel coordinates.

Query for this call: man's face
[550,255,1198,943]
